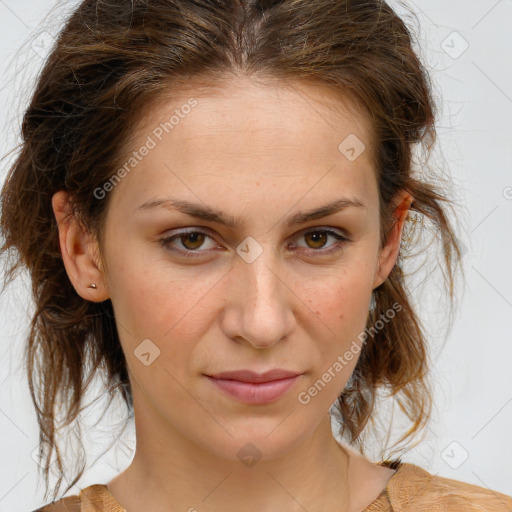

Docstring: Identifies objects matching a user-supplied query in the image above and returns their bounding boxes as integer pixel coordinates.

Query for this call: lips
[205,369,303,405]
[207,369,302,383]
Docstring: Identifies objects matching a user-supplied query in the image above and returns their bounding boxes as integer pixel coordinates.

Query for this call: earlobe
[52,190,109,302]
[372,191,414,290]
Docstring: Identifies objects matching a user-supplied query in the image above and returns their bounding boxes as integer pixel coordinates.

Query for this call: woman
[0,0,510,511]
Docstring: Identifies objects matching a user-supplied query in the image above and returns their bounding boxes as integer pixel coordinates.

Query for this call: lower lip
[206,375,301,405]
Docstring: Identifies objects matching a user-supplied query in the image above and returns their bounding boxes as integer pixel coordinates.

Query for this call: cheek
[306,262,374,332]
[106,253,221,368]
[300,262,374,385]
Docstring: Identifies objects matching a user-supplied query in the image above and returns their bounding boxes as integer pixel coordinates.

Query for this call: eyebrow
[136,196,366,227]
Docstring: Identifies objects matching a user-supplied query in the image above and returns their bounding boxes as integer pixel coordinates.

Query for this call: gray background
[1,1,511,510]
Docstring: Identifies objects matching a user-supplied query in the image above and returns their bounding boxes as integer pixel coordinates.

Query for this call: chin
[193,419,314,463]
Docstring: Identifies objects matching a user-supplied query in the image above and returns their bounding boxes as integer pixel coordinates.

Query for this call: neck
[107,414,352,512]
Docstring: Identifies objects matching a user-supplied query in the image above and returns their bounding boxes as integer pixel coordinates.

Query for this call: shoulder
[387,462,512,511]
[31,484,115,512]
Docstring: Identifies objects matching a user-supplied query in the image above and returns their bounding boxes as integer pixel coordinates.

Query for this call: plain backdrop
[0,1,511,511]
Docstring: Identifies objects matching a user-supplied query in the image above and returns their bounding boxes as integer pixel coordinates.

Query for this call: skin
[52,75,412,512]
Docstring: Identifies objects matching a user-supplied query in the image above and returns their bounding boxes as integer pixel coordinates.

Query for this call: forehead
[143,76,370,140]
[109,75,377,213]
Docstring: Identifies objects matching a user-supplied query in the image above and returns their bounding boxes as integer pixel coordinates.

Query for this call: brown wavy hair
[0,0,464,503]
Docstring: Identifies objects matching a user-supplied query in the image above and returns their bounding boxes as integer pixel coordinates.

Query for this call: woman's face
[84,77,406,461]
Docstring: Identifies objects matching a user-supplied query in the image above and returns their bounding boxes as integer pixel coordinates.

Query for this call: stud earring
[88,283,97,289]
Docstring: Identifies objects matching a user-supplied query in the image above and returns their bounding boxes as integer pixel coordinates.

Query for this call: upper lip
[206,369,302,383]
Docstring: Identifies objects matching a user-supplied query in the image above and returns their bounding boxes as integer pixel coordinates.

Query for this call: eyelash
[158,227,350,259]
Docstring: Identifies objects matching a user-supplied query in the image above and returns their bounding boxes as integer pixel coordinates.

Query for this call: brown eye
[159,229,218,258]
[179,232,206,250]
[293,228,349,255]
[304,231,329,249]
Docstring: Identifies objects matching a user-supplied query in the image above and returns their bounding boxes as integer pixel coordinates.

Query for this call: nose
[220,251,296,350]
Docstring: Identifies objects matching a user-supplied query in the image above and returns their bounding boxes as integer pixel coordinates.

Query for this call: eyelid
[161,224,349,240]
[159,225,351,258]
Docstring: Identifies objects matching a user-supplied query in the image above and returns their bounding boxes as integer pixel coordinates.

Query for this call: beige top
[34,462,512,511]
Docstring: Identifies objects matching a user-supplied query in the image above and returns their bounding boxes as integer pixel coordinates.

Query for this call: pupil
[184,233,203,249]
[308,231,326,248]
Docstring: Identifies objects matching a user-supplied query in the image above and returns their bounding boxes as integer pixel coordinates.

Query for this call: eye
[290,228,350,255]
[159,229,219,258]
[159,227,350,259]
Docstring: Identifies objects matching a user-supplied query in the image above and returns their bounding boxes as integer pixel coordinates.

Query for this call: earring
[369,292,376,313]
[88,283,97,289]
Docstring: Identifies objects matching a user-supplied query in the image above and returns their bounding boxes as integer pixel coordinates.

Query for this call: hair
[0,0,464,503]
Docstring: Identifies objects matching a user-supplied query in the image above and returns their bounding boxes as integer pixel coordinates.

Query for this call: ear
[52,190,110,302]
[372,190,413,290]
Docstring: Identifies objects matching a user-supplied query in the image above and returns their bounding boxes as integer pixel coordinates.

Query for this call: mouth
[204,369,303,405]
